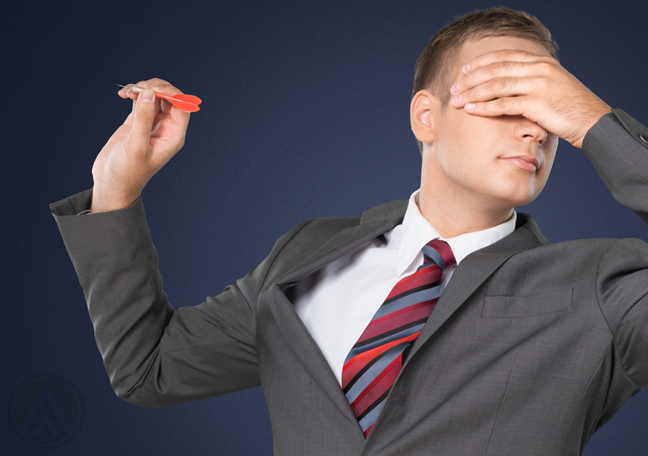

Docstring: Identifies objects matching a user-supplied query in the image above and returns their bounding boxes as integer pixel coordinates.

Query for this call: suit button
[640,134,648,144]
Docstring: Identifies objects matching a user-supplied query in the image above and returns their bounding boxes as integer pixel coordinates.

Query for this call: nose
[513,117,549,145]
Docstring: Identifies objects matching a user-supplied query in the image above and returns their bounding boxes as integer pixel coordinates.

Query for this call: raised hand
[449,49,611,148]
[91,78,191,213]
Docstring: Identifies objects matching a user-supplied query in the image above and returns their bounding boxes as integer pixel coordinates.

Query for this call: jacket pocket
[482,288,573,318]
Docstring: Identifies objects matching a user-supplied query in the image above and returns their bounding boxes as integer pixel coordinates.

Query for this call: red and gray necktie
[341,239,455,438]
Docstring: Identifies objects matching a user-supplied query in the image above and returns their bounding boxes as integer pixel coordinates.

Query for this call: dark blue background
[2,0,648,454]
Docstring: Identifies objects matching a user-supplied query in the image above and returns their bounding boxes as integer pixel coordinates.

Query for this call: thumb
[126,89,156,158]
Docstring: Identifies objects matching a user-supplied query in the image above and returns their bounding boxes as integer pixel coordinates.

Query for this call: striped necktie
[341,239,455,438]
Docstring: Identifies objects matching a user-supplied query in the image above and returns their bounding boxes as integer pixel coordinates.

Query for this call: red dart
[114,84,202,112]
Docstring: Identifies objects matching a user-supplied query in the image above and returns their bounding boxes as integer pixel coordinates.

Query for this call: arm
[582,110,648,391]
[51,77,305,407]
[579,110,648,391]
[51,187,310,407]
[582,109,648,225]
[596,236,648,391]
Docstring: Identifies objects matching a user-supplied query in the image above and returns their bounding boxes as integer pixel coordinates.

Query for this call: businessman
[51,6,648,455]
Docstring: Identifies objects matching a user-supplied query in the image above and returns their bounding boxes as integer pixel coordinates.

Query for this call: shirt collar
[396,189,517,275]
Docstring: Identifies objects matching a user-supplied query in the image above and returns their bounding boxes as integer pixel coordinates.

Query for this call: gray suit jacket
[51,109,648,455]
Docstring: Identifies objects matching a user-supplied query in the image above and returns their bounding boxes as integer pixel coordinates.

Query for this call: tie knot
[422,239,456,271]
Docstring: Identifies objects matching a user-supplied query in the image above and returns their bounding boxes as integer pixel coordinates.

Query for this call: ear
[410,90,438,145]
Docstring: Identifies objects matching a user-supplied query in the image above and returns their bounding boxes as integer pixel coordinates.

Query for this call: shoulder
[519,236,648,264]
[277,215,362,254]
[276,198,409,251]
[264,198,408,273]
[541,236,648,257]
[593,237,648,281]
[515,213,648,260]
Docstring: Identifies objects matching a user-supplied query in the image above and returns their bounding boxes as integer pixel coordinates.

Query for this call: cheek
[455,114,503,153]
[437,112,492,165]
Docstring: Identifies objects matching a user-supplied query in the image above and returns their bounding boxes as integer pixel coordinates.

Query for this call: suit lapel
[403,213,550,364]
[271,200,409,429]
[275,199,411,289]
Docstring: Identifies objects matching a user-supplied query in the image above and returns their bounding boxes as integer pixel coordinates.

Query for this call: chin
[490,186,541,209]
[508,192,541,208]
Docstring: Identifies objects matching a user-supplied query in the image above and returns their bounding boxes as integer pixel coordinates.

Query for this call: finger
[452,76,545,108]
[153,91,162,113]
[461,48,552,75]
[119,79,184,102]
[146,78,184,97]
[453,60,526,95]
[119,84,140,101]
[151,84,184,102]
[125,88,157,159]
[452,59,553,96]
[133,80,164,118]
[118,83,136,98]
[463,96,529,117]
[121,80,152,100]
[121,82,157,102]
[131,80,152,98]
[146,77,172,88]
[160,98,173,115]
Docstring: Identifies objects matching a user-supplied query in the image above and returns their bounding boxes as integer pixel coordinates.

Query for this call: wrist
[91,187,140,213]
[574,104,612,149]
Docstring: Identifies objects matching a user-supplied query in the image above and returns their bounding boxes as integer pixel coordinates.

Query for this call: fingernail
[142,89,153,103]
[452,95,462,104]
[451,83,460,94]
[465,103,476,109]
[462,63,470,73]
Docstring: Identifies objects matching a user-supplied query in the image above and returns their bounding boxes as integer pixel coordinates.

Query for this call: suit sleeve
[596,238,648,389]
[50,188,311,408]
[583,109,648,389]
[583,109,648,224]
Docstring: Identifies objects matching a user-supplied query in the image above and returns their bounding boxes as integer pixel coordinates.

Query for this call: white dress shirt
[293,189,517,385]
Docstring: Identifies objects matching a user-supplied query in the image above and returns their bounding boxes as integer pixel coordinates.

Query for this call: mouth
[499,155,539,172]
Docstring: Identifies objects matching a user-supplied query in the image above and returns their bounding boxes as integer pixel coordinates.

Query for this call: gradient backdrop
[3,0,648,454]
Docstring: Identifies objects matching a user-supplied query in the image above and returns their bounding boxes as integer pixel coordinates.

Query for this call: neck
[418,192,514,239]
[418,181,514,240]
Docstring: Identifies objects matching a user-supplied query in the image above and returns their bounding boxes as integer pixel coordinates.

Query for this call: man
[50,6,648,455]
